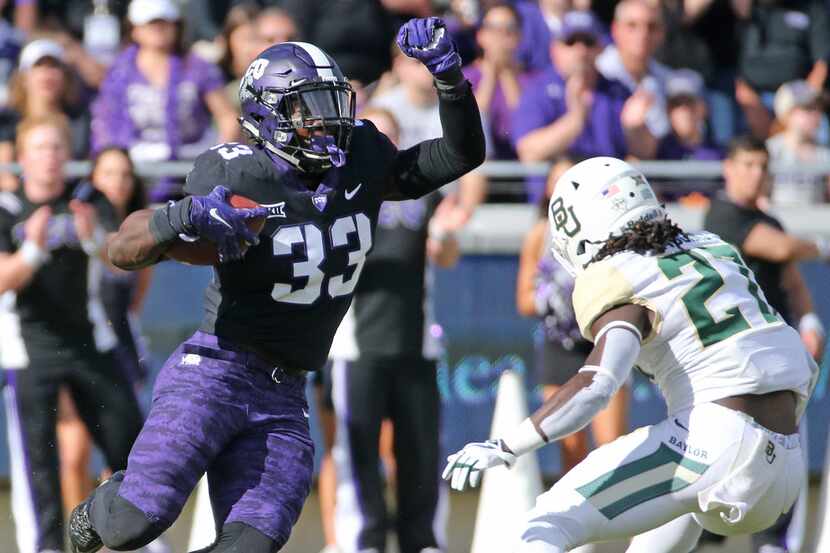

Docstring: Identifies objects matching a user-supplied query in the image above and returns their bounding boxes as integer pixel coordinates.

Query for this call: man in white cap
[0,38,91,190]
[17,38,65,72]
[656,68,723,162]
[767,79,830,206]
[127,0,181,27]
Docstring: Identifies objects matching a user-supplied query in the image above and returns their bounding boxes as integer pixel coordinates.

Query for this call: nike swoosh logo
[209,208,233,229]
[302,409,309,419]
[674,418,689,432]
[344,183,362,200]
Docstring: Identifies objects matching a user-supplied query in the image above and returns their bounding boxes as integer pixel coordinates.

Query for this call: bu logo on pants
[765,441,776,464]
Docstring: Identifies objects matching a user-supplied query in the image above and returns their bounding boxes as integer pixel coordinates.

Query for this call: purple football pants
[117,331,314,546]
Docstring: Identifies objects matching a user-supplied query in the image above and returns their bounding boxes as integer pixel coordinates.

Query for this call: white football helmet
[548,157,666,276]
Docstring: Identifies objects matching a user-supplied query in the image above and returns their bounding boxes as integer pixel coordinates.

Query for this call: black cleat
[69,495,102,553]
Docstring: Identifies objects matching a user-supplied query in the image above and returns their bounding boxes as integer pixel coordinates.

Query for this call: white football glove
[442,439,517,491]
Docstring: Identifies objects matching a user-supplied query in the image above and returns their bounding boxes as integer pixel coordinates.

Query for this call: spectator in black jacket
[735,0,830,139]
[655,0,740,146]
[280,0,429,86]
[183,0,271,44]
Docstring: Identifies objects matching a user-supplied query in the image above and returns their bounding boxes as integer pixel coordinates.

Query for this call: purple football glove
[188,185,268,263]
[396,17,461,75]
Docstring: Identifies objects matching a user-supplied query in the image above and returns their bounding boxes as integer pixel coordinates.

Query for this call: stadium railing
[4,159,830,179]
[2,159,829,252]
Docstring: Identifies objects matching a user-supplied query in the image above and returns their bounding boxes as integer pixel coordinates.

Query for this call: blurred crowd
[2,0,830,205]
[2,3,830,553]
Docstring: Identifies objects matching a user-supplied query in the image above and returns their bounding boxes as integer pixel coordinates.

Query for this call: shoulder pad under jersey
[184,142,287,197]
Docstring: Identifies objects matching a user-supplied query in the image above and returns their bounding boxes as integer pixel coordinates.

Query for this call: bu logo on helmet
[550,198,581,237]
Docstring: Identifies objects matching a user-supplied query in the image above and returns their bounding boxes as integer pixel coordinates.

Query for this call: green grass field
[0,483,824,553]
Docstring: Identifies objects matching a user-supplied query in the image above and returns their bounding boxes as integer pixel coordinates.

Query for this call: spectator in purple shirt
[461,2,530,203]
[513,10,656,201]
[657,68,723,161]
[464,2,532,160]
[91,0,239,199]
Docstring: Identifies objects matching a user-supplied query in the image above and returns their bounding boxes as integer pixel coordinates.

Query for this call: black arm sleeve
[385,66,485,200]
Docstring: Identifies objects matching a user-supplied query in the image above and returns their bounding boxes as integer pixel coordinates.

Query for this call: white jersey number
[271,213,372,305]
[210,143,253,161]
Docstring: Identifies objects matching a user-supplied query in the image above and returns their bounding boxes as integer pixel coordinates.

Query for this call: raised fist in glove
[396,17,461,75]
[187,186,268,263]
[442,439,517,491]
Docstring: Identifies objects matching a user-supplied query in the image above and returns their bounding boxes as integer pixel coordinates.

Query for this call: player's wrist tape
[433,66,468,98]
[149,197,194,245]
[501,418,546,459]
[81,226,106,256]
[799,312,825,337]
[19,240,50,269]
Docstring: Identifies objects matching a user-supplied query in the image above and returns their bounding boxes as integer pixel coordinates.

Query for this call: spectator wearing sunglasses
[596,0,671,146]
[464,2,531,161]
[513,10,656,202]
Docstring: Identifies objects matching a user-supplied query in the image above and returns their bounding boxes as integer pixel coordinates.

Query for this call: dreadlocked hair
[591,216,690,264]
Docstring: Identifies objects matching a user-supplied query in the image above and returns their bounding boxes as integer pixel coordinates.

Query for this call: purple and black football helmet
[239,42,356,173]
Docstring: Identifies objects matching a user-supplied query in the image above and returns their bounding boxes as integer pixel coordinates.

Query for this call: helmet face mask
[239,42,356,173]
[275,81,355,169]
[547,157,666,275]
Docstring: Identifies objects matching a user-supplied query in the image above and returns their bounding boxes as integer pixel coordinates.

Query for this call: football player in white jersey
[443,157,819,553]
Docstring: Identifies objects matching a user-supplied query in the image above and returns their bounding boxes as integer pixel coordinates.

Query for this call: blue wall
[1,257,828,479]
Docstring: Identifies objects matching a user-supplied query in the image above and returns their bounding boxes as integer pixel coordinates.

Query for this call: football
[164,194,266,265]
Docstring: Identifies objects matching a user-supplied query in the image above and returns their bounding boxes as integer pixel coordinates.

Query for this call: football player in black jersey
[69,17,484,553]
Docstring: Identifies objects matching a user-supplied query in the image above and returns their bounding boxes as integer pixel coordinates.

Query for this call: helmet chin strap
[265,140,305,169]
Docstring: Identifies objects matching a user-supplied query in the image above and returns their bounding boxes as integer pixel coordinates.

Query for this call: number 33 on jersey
[271,213,372,304]
[182,131,396,371]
